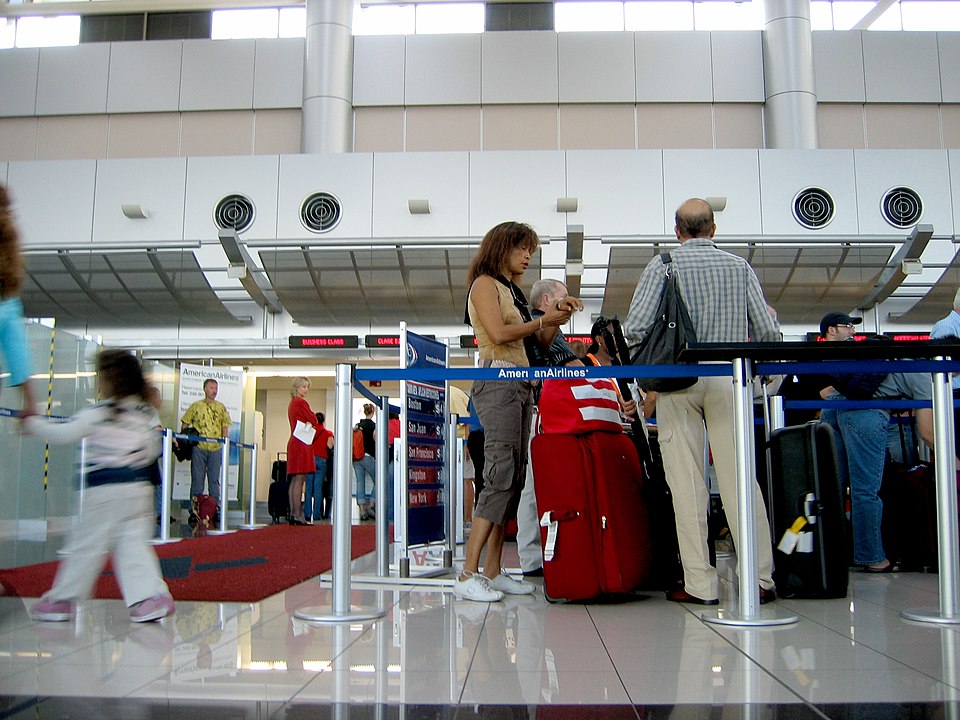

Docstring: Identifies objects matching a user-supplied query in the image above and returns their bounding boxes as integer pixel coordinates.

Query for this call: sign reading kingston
[288,335,360,349]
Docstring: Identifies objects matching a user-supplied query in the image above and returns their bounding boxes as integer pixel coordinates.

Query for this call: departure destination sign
[289,335,360,349]
[365,334,435,348]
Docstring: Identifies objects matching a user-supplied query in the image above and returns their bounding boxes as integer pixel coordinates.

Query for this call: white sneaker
[454,573,504,602]
[490,570,537,596]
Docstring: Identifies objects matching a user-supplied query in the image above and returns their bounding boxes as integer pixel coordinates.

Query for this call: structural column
[302,0,354,154]
[762,0,818,149]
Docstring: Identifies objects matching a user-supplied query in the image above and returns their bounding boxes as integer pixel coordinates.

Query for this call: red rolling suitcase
[531,431,653,602]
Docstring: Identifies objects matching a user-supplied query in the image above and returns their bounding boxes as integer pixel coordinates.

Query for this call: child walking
[25,349,175,623]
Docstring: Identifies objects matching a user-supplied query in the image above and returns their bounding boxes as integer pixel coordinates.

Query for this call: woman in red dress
[286,377,317,525]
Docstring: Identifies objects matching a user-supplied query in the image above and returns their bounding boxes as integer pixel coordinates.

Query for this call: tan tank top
[467,279,530,367]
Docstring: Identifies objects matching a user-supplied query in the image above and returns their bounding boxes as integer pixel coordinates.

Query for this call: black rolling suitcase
[767,421,848,598]
[269,453,289,523]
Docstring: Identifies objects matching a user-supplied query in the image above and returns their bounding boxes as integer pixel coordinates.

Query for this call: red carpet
[0,524,376,602]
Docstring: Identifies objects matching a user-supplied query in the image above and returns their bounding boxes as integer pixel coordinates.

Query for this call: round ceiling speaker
[792,187,835,230]
[214,194,255,233]
[880,186,923,229]
[300,192,342,234]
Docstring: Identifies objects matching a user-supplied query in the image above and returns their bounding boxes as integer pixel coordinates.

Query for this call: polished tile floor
[1,528,959,719]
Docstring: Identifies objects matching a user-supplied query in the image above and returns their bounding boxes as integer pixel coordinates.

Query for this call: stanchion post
[152,428,181,544]
[702,357,797,628]
[444,413,459,569]
[239,443,265,530]
[295,363,385,623]
[903,357,960,623]
[208,437,231,534]
[376,396,390,577]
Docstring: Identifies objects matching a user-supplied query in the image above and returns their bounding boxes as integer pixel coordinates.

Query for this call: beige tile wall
[107,113,181,158]
[943,106,960,148]
[37,115,108,160]
[714,104,764,149]
[484,105,558,150]
[864,104,942,149]
[354,107,404,152]
[181,111,255,156]
[559,104,635,149]
[2,104,957,163]
[253,110,301,155]
[818,105,866,149]
[406,106,481,151]
[0,118,39,161]
[637,104,714,149]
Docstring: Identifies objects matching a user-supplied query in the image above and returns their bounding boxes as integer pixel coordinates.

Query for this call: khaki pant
[471,379,533,526]
[656,376,775,601]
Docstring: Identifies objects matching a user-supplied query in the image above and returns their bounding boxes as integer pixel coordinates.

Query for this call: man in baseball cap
[820,311,863,340]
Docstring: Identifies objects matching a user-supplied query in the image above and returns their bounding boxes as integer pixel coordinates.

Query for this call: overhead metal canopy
[258,246,541,326]
[601,242,896,325]
[21,249,244,327]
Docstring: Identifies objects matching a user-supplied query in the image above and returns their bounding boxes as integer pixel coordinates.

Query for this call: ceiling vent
[300,192,342,234]
[214,194,255,233]
[792,187,835,230]
[881,186,923,229]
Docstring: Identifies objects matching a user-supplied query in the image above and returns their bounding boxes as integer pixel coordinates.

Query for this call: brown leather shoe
[666,588,719,606]
[759,586,777,605]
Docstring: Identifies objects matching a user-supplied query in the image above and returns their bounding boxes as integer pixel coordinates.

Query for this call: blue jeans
[190,446,223,505]
[822,407,889,565]
[303,458,326,520]
[353,455,376,506]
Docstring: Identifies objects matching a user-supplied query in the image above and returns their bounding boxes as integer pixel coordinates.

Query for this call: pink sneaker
[129,594,175,623]
[30,598,74,622]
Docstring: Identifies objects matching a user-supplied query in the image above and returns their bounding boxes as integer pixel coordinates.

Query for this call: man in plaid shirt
[623,197,780,606]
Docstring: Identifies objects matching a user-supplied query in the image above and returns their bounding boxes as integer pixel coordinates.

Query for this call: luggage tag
[777,517,808,554]
[540,511,559,562]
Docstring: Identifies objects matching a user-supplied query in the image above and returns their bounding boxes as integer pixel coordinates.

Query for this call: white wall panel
[565,150,665,236]
[812,32,865,103]
[481,31,558,104]
[939,34,960,104]
[853,150,953,236]
[950,150,960,238]
[107,41,182,114]
[7,160,96,247]
[180,39,256,111]
[372,152,469,238]
[184,156,280,242]
[662,149,761,236]
[253,38,304,109]
[353,35,405,107]
[36,44,110,116]
[0,49,39,118]
[758,150,858,235]
[862,32,941,103]
[468,151,566,237]
[276,153,374,239]
[712,32,764,103]
[405,35,480,106]
[559,32,635,103]
[635,33,712,103]
[93,158,187,244]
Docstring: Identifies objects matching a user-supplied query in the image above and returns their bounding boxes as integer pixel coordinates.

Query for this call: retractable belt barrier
[328,350,960,629]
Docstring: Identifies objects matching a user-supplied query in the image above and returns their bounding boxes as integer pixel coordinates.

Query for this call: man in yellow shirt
[180,379,232,508]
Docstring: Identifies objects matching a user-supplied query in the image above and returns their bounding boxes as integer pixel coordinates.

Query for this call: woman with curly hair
[0,184,36,417]
[457,221,581,603]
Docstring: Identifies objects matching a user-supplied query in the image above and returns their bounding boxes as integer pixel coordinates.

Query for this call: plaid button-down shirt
[622,237,780,351]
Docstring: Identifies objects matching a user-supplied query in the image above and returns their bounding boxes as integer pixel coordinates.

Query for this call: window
[693,1,764,31]
[415,2,484,33]
[278,7,306,38]
[0,19,15,49]
[902,2,960,30]
[15,14,80,48]
[212,9,279,39]
[354,4,416,35]
[556,1,625,31]
[626,2,694,31]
